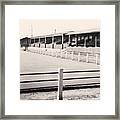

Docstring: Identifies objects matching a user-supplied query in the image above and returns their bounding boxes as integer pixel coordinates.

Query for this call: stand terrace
[20,29,100,49]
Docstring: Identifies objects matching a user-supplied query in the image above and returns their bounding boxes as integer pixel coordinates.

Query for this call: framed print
[0,0,119,119]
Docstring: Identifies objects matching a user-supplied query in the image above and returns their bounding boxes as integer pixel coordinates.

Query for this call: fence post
[86,53,89,63]
[96,54,98,65]
[57,68,63,100]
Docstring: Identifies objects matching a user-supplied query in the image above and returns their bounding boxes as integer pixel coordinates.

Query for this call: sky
[19,19,100,38]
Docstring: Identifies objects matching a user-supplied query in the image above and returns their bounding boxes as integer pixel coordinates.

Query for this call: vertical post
[96,54,98,64]
[68,35,70,46]
[87,35,89,47]
[39,37,40,48]
[29,38,31,47]
[45,37,46,48]
[95,36,97,47]
[78,36,80,47]
[86,53,89,63]
[57,68,63,100]
[89,35,92,47]
[78,52,80,62]
[84,36,86,47]
[76,36,78,47]
[34,38,35,47]
[52,36,54,49]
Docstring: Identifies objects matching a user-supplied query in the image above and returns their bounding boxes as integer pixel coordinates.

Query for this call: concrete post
[57,68,63,100]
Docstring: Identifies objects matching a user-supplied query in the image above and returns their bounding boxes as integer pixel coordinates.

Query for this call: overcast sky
[19,19,100,38]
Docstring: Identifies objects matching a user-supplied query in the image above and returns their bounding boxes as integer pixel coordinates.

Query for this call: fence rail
[20,69,100,76]
[20,76,100,83]
[20,83,100,94]
[26,47,100,65]
[20,69,100,100]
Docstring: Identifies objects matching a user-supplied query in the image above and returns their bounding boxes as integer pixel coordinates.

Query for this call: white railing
[26,47,100,65]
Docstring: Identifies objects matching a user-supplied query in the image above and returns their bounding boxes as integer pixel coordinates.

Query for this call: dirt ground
[20,88,100,100]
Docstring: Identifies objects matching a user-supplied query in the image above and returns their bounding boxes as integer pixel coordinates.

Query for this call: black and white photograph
[3,2,117,116]
[20,20,100,100]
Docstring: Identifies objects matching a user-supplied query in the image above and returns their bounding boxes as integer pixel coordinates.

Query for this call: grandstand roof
[30,28,100,39]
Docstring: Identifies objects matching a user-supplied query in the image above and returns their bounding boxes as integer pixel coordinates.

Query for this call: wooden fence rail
[20,70,100,76]
[20,69,100,100]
